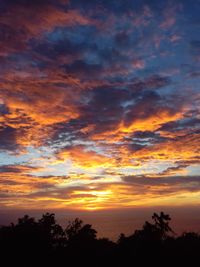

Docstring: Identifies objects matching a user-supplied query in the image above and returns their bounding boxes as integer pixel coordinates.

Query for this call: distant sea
[1,206,200,241]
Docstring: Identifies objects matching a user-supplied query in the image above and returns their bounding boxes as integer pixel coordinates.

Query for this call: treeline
[0,212,199,266]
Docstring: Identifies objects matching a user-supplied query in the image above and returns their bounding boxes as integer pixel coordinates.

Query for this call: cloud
[0,0,199,210]
[57,145,115,168]
[122,175,200,187]
[0,0,95,55]
[0,126,18,151]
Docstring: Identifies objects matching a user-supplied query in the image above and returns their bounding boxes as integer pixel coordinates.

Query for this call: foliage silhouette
[0,211,199,266]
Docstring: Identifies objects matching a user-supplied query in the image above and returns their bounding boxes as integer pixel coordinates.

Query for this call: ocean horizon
[1,206,200,241]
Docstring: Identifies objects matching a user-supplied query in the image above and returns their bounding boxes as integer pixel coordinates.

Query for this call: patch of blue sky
[0,146,58,167]
[0,146,44,166]
[186,165,200,176]
[0,152,27,166]
[31,160,72,177]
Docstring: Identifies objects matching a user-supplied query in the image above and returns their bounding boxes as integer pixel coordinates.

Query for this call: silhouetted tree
[152,211,174,239]
[65,218,97,242]
[38,213,64,244]
[0,211,200,267]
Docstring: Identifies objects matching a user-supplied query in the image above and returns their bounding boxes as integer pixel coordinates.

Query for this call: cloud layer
[0,0,200,210]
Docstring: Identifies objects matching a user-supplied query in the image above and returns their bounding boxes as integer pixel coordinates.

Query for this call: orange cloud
[58,145,115,169]
[119,109,183,133]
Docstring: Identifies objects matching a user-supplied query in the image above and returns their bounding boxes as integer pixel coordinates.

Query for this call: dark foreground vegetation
[0,211,199,266]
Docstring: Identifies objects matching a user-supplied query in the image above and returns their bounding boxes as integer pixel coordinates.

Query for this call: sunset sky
[0,0,200,211]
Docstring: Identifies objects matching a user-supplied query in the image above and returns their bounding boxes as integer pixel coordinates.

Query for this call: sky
[0,0,200,211]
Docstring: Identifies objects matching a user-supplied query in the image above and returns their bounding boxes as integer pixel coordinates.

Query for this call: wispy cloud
[0,0,199,210]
